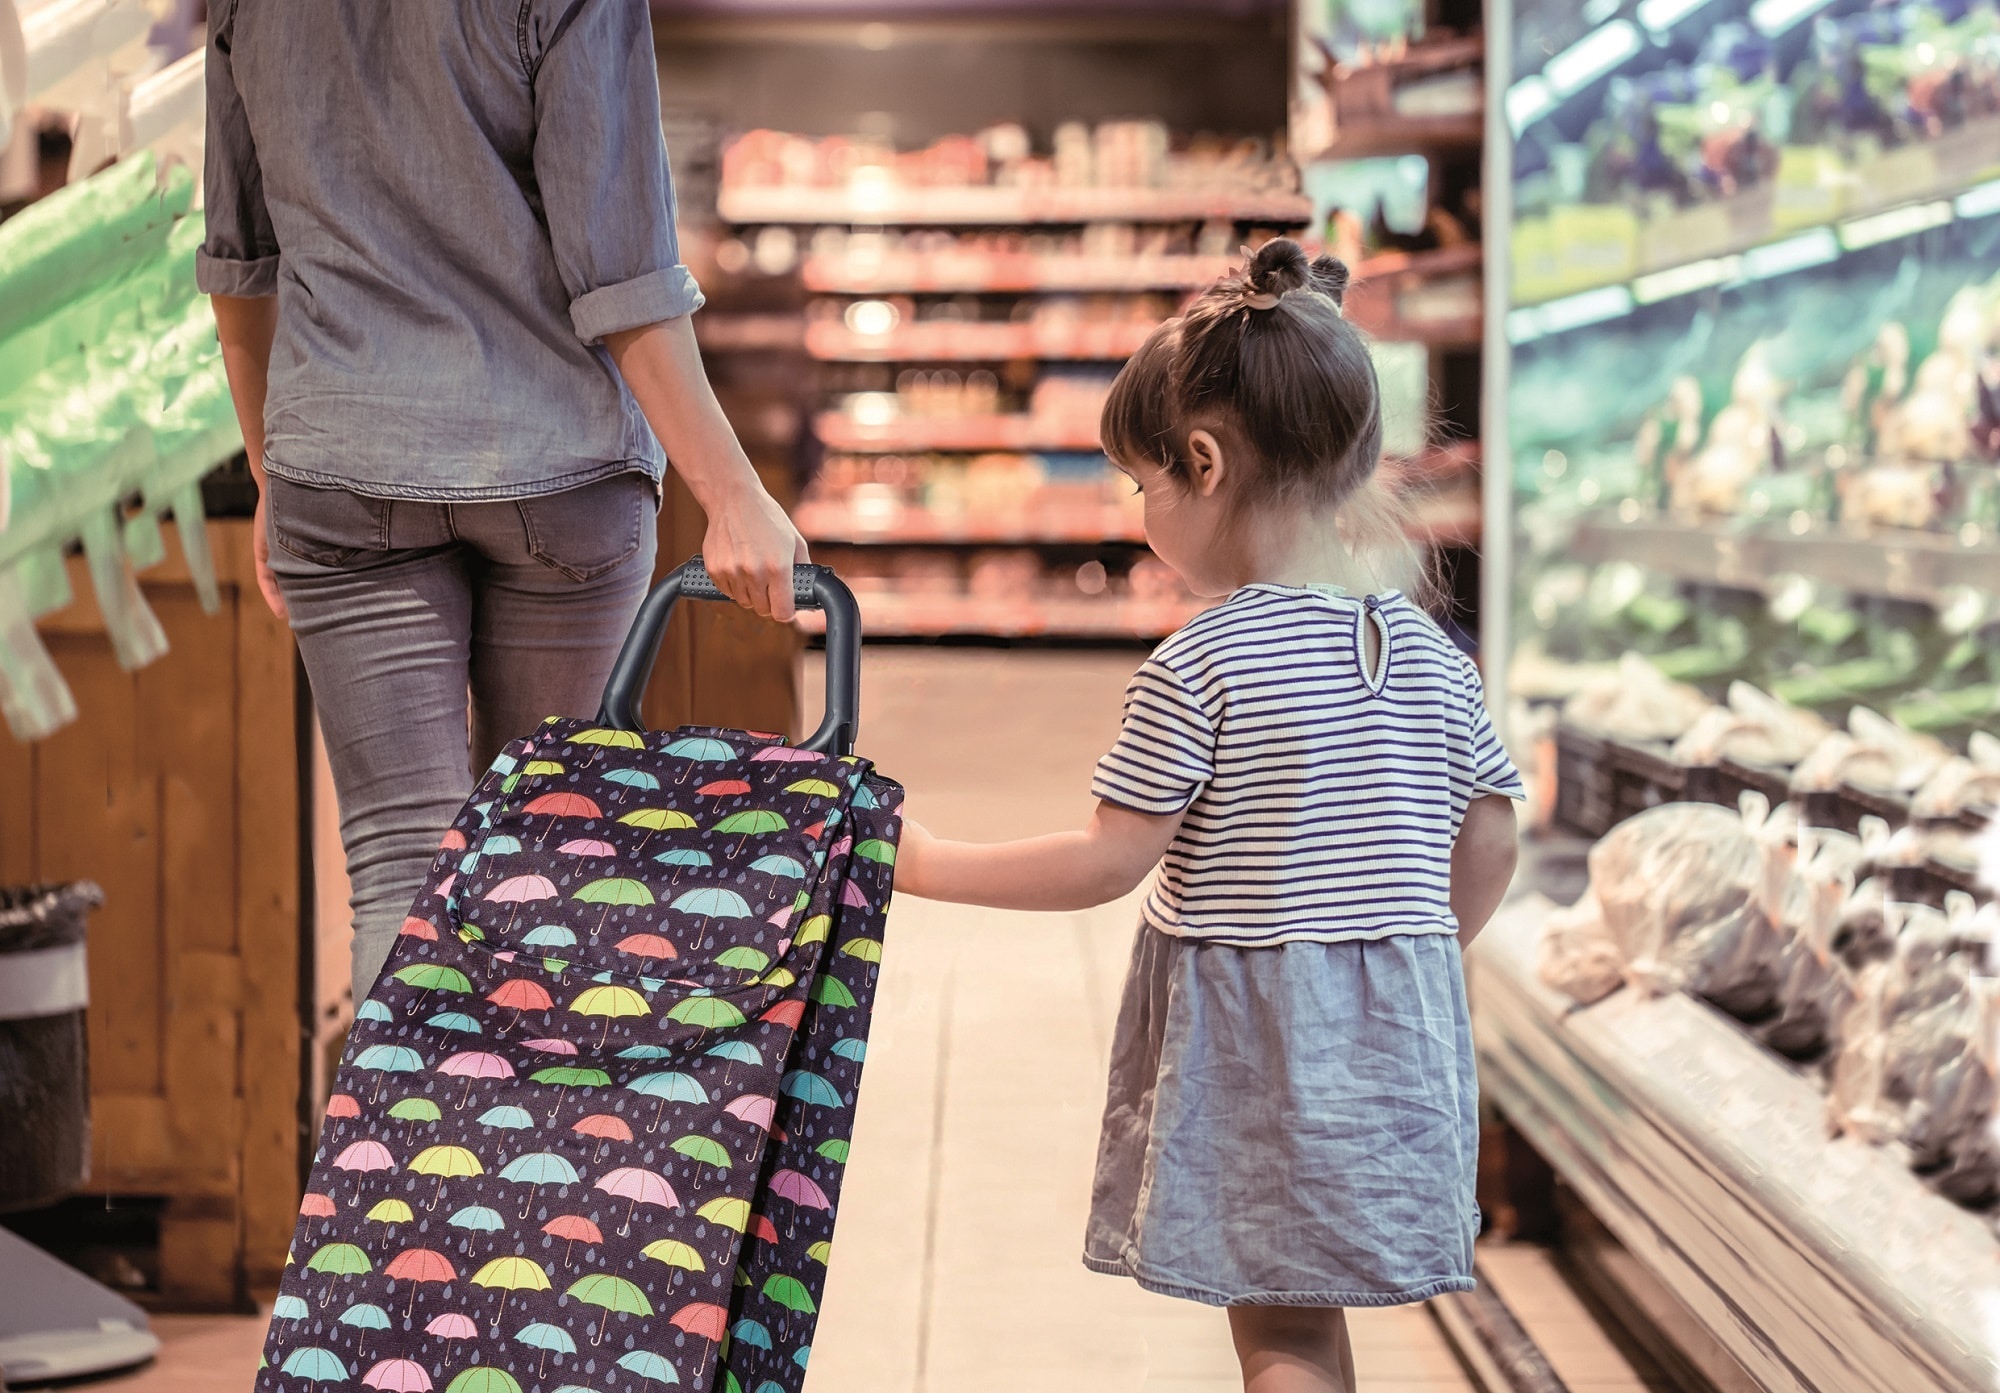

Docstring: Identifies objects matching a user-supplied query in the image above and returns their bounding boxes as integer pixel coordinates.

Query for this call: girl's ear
[1185,428,1228,498]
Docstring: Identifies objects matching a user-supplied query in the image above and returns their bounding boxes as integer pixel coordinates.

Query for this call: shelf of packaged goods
[1299,113,1484,162]
[814,413,1102,453]
[1510,116,2000,312]
[795,592,1212,641]
[801,253,1239,295]
[1470,898,2000,1393]
[804,319,1161,363]
[795,498,1145,547]
[1567,512,2000,606]
[1345,243,1484,348]
[718,185,1312,228]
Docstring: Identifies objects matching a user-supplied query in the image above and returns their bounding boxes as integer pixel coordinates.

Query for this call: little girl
[894,238,1524,1393]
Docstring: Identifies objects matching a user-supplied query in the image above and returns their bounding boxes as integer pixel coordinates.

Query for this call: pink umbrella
[831,837,853,857]
[424,1312,478,1340]
[398,916,438,941]
[593,1166,680,1236]
[492,950,517,963]
[769,1168,831,1210]
[484,875,559,930]
[750,746,821,764]
[362,1359,432,1393]
[439,829,468,851]
[724,1095,776,1132]
[300,1192,338,1218]
[334,1141,397,1204]
[522,1037,578,1056]
[437,1051,515,1109]
[558,839,617,857]
[434,874,456,900]
[841,879,870,909]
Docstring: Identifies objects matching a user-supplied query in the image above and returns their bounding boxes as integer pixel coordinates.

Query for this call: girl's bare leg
[1228,1306,1358,1393]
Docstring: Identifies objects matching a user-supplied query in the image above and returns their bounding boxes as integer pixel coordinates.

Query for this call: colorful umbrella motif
[723,1093,777,1132]
[666,995,747,1038]
[762,998,807,1030]
[815,1138,851,1164]
[653,847,713,882]
[338,1302,391,1357]
[762,1274,817,1315]
[697,779,751,797]
[306,1242,371,1304]
[300,1192,337,1218]
[471,1255,552,1335]
[571,728,645,748]
[542,1213,603,1264]
[424,1311,478,1340]
[668,1134,731,1173]
[566,1272,654,1345]
[387,1097,443,1144]
[639,1238,705,1273]
[353,1045,425,1104]
[408,1144,483,1209]
[614,1350,681,1385]
[572,1111,634,1162]
[271,1294,311,1321]
[618,1043,675,1061]
[793,915,832,947]
[399,914,439,941]
[523,1037,579,1056]
[325,1093,361,1119]
[669,1299,731,1383]
[362,1357,434,1393]
[626,1070,708,1131]
[528,1065,612,1124]
[810,975,857,1008]
[614,932,679,969]
[437,1051,514,1109]
[486,977,553,1031]
[365,1197,413,1225]
[444,1205,505,1234]
[484,874,559,931]
[519,924,577,950]
[384,1248,456,1317]
[705,1038,763,1087]
[711,810,787,855]
[499,1150,582,1217]
[783,778,842,799]
[694,1196,750,1232]
[443,1369,524,1393]
[515,1320,578,1376]
[574,878,656,939]
[749,745,819,764]
[280,1347,349,1384]
[731,1319,774,1351]
[829,1036,868,1062]
[476,1104,535,1130]
[524,792,602,819]
[603,767,662,801]
[594,1166,680,1236]
[781,1071,843,1107]
[618,808,697,851]
[558,838,617,857]
[767,1169,831,1211]
[806,1240,832,1265]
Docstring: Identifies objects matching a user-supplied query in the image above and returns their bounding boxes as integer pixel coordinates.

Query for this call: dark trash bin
[0,882,102,1213]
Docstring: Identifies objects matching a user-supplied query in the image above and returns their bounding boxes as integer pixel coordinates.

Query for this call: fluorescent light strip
[1637,0,1713,35]
[1534,285,1638,336]
[1750,0,1835,36]
[1544,20,1644,97]
[1741,228,1840,280]
[1633,255,1743,304]
[1506,308,1544,344]
[1955,178,2000,221]
[1838,200,1953,250]
[1506,77,1556,136]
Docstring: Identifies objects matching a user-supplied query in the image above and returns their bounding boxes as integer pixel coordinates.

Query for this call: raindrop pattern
[259,720,901,1393]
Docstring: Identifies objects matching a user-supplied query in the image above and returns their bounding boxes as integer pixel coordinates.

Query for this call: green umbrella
[838,938,883,965]
[568,983,650,1047]
[762,1273,817,1315]
[669,1134,731,1172]
[854,838,896,865]
[618,808,697,851]
[566,1273,655,1345]
[806,1240,832,1265]
[815,1138,850,1164]
[696,1196,751,1231]
[392,963,473,1012]
[667,996,746,1041]
[445,1370,525,1393]
[387,1096,442,1144]
[641,1238,706,1272]
[712,809,788,855]
[305,1242,371,1305]
[810,975,857,1009]
[529,1066,612,1125]
[573,878,656,939]
[713,946,770,975]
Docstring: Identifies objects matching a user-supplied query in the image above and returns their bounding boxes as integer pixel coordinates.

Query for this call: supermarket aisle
[109,649,1474,1393]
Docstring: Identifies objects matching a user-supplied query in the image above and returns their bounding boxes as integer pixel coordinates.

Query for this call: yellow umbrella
[408,1144,483,1210]
[695,1196,751,1232]
[616,808,697,851]
[569,984,650,1048]
[471,1255,551,1336]
[571,728,645,748]
[366,1198,413,1225]
[640,1238,707,1273]
[794,915,832,947]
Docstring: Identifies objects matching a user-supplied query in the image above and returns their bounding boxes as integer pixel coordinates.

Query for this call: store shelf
[1471,899,2000,1393]
[694,314,807,353]
[796,498,1144,546]
[1300,112,1483,162]
[1568,512,2000,606]
[805,320,1159,362]
[1346,243,1484,347]
[802,252,1238,295]
[718,185,1312,227]
[796,590,1211,640]
[814,412,1103,453]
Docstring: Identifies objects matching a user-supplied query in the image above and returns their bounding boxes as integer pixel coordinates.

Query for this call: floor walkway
[108,648,1477,1392]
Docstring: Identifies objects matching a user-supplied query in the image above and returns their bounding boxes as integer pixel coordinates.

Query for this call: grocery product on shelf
[0,151,243,741]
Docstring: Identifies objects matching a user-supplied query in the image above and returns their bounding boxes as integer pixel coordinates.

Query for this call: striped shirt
[1092,584,1524,947]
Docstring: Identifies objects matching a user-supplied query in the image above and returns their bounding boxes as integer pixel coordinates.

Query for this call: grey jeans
[266,472,659,1004]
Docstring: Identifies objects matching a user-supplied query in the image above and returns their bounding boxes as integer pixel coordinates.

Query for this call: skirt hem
[1081,1250,1474,1309]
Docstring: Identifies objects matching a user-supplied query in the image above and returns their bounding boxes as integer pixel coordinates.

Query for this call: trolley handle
[597,559,862,757]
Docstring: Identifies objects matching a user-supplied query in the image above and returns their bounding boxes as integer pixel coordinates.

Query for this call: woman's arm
[1451,794,1520,947]
[896,802,1182,913]
[211,293,284,618]
[603,319,806,622]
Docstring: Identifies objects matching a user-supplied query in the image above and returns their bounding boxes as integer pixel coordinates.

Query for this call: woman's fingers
[253,497,289,619]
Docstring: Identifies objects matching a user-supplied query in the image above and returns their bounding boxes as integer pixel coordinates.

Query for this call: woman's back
[204,0,700,497]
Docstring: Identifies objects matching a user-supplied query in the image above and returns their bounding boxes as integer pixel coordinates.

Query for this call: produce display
[0,151,243,741]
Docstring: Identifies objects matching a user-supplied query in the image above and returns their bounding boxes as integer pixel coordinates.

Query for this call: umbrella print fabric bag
[259,564,900,1393]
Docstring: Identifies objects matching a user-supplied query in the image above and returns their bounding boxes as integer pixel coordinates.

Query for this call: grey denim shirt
[197,0,703,500]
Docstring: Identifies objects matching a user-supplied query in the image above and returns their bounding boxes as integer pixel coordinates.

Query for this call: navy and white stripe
[1092,584,1524,947]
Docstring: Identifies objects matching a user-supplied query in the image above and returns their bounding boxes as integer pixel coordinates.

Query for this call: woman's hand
[701,478,809,623]
[252,490,288,619]
[604,317,808,622]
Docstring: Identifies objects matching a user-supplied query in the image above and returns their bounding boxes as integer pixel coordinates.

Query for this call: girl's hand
[889,801,1179,912]
[893,819,937,900]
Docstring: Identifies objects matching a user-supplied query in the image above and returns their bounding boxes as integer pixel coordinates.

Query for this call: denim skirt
[1083,925,1479,1308]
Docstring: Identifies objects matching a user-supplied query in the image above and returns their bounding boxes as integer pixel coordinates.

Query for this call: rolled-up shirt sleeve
[529,0,704,344]
[195,0,280,297]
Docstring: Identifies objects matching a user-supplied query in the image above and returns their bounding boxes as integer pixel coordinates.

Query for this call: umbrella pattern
[259,720,899,1393]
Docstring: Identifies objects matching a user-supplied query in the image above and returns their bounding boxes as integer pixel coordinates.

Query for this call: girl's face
[1114,449,1242,598]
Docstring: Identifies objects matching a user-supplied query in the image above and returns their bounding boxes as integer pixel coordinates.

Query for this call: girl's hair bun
[1245,237,1351,308]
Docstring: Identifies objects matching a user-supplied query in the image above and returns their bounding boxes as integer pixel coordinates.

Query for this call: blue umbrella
[353,1044,425,1101]
[853,782,879,809]
[355,1000,394,1023]
[522,924,577,949]
[794,1346,811,1368]
[478,1105,535,1130]
[500,1151,583,1215]
[626,1070,708,1130]
[781,1071,844,1108]
[516,1321,579,1377]
[706,1041,762,1066]
[748,855,807,882]
[338,1301,391,1356]
[426,1012,484,1034]
[617,1044,674,1061]
[271,1294,310,1321]
[653,848,713,883]
[604,768,662,796]
[490,754,519,776]
[483,834,524,855]
[447,1205,507,1232]
[459,851,482,874]
[279,1348,348,1383]
[829,1037,867,1062]
[664,736,736,762]
[615,1349,680,1383]
[730,1318,773,1350]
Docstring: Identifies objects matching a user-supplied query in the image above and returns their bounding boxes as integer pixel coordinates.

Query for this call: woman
[199,0,805,1003]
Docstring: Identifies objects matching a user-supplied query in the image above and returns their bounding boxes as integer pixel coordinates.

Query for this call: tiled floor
[101,649,1490,1392]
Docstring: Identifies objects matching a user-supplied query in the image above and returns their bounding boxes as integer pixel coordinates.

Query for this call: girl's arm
[896,802,1183,912]
[1451,794,1520,947]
